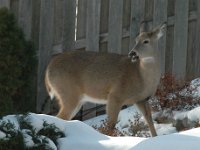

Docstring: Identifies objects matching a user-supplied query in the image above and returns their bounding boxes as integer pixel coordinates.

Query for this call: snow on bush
[0,114,65,150]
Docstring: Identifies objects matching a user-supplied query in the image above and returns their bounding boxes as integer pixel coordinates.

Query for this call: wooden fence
[0,0,200,120]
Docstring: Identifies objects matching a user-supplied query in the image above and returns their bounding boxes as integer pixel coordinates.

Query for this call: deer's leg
[57,100,82,120]
[136,98,157,137]
[55,88,82,120]
[106,94,122,129]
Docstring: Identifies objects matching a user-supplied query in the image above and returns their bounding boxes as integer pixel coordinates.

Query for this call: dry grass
[151,74,200,111]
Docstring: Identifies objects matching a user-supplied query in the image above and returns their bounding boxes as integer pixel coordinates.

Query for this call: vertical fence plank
[99,0,109,52]
[31,0,41,51]
[186,21,196,79]
[0,0,10,8]
[121,0,131,54]
[144,0,153,30]
[37,0,54,113]
[173,0,189,79]
[86,0,101,51]
[53,0,64,47]
[165,25,174,73]
[76,0,87,40]
[62,0,76,51]
[129,0,145,50]
[153,0,168,74]
[192,0,200,77]
[18,0,32,40]
[108,0,123,53]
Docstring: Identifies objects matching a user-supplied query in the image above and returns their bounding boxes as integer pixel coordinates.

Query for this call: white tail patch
[49,90,55,100]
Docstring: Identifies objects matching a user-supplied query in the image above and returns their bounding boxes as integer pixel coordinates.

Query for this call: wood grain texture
[76,0,87,40]
[86,0,101,52]
[54,0,64,50]
[153,0,168,74]
[192,0,200,78]
[18,0,32,40]
[0,0,10,8]
[173,0,189,79]
[108,0,123,53]
[129,0,145,50]
[62,0,76,51]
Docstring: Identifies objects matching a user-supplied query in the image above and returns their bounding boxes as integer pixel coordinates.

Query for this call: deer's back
[46,51,143,100]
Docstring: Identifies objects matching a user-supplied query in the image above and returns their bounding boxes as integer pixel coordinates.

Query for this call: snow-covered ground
[0,112,200,150]
[0,78,200,150]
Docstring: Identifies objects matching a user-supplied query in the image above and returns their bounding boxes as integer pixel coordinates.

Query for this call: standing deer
[45,23,166,137]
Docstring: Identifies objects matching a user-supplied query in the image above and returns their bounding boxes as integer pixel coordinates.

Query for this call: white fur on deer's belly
[81,94,107,104]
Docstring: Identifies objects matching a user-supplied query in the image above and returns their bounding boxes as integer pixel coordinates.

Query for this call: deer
[45,22,166,137]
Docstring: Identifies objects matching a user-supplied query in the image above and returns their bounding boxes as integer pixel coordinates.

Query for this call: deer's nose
[128,50,139,62]
[128,50,137,58]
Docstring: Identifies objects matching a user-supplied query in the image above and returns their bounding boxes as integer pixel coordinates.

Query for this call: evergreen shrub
[0,7,37,116]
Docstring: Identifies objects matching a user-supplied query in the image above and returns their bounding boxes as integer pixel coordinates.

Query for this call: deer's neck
[139,51,161,94]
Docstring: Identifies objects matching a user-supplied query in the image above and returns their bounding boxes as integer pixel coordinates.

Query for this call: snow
[174,106,200,123]
[0,130,6,139]
[0,110,200,150]
[0,77,200,149]
[180,78,200,98]
[21,129,35,147]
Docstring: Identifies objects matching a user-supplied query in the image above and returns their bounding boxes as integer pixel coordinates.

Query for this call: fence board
[76,0,87,40]
[165,25,174,73]
[31,0,40,51]
[62,0,76,51]
[99,0,109,52]
[54,0,64,51]
[100,0,109,34]
[37,0,54,113]
[193,0,200,77]
[0,0,10,8]
[18,0,32,40]
[186,21,196,79]
[173,0,189,79]
[129,0,145,50]
[86,0,101,51]
[153,0,168,74]
[144,0,153,28]
[123,0,131,29]
[108,0,123,53]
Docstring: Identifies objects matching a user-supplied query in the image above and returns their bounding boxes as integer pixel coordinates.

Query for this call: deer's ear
[152,23,167,39]
[140,21,148,33]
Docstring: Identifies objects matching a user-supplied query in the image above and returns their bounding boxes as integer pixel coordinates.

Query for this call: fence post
[86,0,100,52]
[193,0,200,77]
[129,0,145,50]
[18,0,32,40]
[153,0,168,74]
[36,0,54,113]
[172,0,189,79]
[108,0,123,53]
[62,0,76,51]
[0,0,10,8]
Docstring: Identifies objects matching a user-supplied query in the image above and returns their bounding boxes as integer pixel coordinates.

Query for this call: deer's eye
[143,40,149,44]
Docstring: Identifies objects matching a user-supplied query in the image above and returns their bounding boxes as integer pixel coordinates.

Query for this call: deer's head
[129,22,167,62]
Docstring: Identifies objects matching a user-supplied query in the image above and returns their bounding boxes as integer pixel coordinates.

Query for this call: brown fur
[45,23,166,137]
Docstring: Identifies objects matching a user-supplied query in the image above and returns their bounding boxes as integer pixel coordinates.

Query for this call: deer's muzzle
[128,50,139,62]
